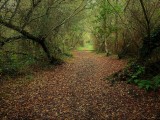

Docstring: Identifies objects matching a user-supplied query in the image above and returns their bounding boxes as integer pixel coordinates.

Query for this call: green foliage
[136,80,153,91]
[127,63,160,91]
[0,54,18,75]
[0,51,36,76]
[62,52,73,58]
[152,75,160,90]
[92,0,124,53]
[130,78,160,91]
[127,64,145,82]
[77,43,94,51]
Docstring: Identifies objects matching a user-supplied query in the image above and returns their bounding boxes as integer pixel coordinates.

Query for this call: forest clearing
[0,0,160,119]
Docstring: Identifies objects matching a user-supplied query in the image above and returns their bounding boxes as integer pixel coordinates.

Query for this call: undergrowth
[0,51,73,81]
[107,61,160,91]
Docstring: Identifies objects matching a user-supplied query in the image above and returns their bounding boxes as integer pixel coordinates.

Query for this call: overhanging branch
[44,0,86,38]
[0,19,41,42]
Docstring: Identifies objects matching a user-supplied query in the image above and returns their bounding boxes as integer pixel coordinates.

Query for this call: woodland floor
[0,51,160,120]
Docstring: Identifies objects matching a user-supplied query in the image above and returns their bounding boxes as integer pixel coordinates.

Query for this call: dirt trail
[0,51,160,119]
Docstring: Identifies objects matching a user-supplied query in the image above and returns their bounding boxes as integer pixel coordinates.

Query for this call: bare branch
[139,0,151,37]
[9,0,21,23]
[124,0,131,11]
[0,19,40,42]
[149,0,160,22]
[0,0,10,10]
[106,0,125,25]
[139,0,150,26]
[28,0,65,23]
[21,0,42,29]
[129,9,146,28]
[45,0,86,38]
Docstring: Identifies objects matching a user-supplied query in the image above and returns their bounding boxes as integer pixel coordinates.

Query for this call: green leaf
[145,85,151,91]
[134,79,140,84]
[138,83,144,89]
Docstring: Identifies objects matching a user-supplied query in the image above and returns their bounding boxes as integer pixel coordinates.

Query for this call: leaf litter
[0,51,160,119]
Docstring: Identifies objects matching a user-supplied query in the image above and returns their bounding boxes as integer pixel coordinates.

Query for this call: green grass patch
[77,43,94,51]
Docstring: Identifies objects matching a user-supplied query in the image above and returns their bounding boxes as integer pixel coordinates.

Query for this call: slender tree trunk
[0,19,57,63]
[115,0,118,53]
[139,0,151,62]
[102,0,110,55]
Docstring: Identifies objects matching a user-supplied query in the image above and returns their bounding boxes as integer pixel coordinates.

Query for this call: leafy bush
[127,65,145,83]
[152,75,160,91]
[126,63,160,91]
[127,76,160,91]
[137,80,153,91]
[0,52,36,76]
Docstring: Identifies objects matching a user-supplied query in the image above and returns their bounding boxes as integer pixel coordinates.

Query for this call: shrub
[127,63,160,91]
[127,76,160,91]
[0,52,36,77]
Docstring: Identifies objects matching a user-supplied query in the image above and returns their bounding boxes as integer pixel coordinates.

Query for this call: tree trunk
[105,39,110,56]
[0,19,57,63]
[139,27,160,62]
[114,0,119,53]
[102,0,110,55]
[139,38,151,62]
[138,0,151,63]
[39,40,56,64]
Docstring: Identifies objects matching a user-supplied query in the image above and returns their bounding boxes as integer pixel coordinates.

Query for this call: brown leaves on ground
[0,51,160,119]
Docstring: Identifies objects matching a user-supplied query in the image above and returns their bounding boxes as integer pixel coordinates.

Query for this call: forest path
[1,51,159,119]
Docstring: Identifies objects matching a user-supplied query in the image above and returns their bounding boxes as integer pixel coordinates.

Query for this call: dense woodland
[0,0,160,119]
[1,0,160,88]
[0,0,88,71]
[0,0,160,65]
